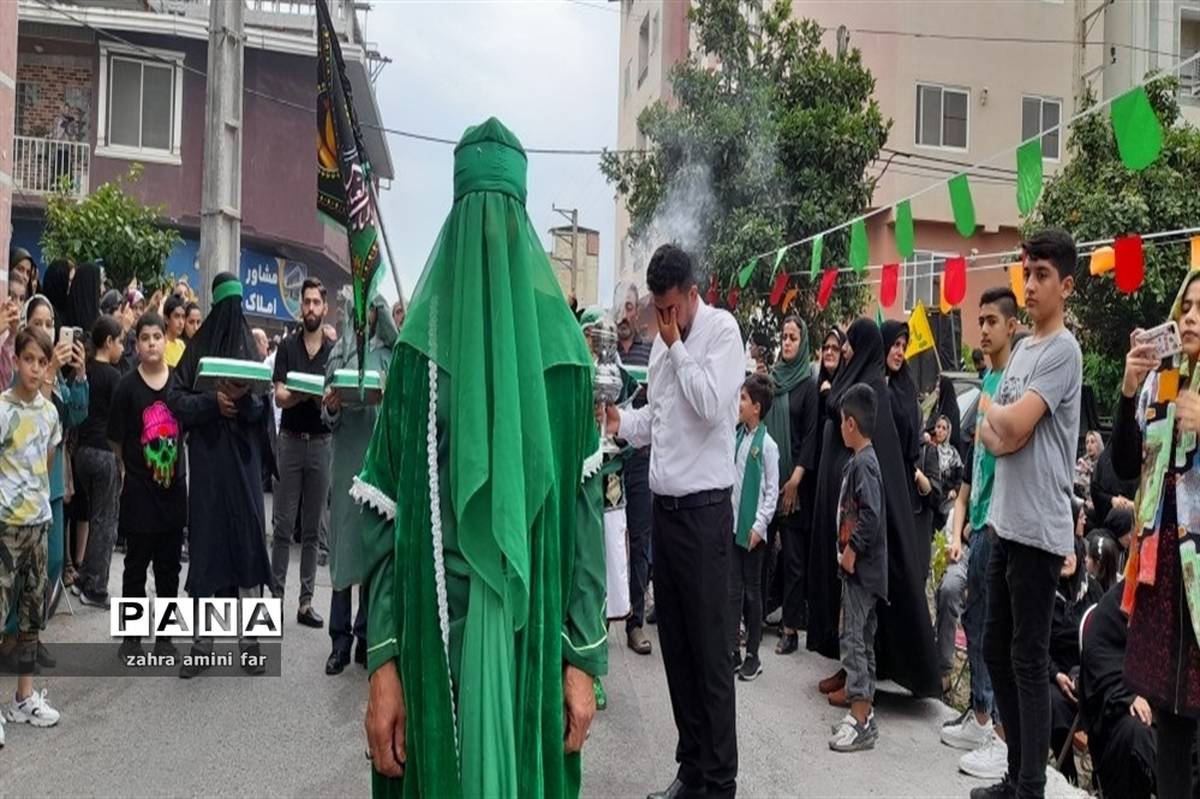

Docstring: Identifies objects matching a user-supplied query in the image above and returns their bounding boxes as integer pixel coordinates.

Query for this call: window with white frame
[97,44,184,163]
[638,14,650,86]
[651,11,659,55]
[624,60,631,100]
[903,250,951,312]
[915,83,968,150]
[1022,96,1062,160]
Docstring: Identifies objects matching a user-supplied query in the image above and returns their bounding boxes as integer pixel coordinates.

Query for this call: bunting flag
[771,245,788,277]
[874,306,885,328]
[904,302,935,359]
[316,0,382,373]
[895,200,915,259]
[737,258,758,288]
[850,219,869,273]
[943,256,967,307]
[948,174,976,238]
[1114,235,1145,294]
[769,271,790,307]
[817,268,838,309]
[1009,263,1027,307]
[1111,87,1163,171]
[1192,236,1200,268]
[707,273,719,305]
[727,285,741,310]
[1089,245,1115,276]
[782,286,799,313]
[939,272,952,314]
[810,234,824,278]
[879,263,899,308]
[1016,139,1044,215]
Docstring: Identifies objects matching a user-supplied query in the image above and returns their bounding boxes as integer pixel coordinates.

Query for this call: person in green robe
[321,290,397,675]
[354,118,608,799]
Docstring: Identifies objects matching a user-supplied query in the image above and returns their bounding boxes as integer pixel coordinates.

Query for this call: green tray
[285,371,325,397]
[194,357,273,392]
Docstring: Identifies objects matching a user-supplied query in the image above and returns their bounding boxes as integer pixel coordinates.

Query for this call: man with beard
[270,278,333,629]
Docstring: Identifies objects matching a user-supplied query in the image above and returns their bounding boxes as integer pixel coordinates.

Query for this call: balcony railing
[12,136,90,200]
[152,0,355,38]
[1181,56,1200,98]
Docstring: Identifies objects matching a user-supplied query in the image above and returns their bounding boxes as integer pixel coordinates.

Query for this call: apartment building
[548,224,602,308]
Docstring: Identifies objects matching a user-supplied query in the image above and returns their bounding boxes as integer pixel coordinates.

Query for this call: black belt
[654,488,730,511]
[281,429,331,441]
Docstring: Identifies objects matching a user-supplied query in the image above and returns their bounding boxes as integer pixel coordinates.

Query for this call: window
[1022,96,1062,160]
[915,83,968,150]
[14,81,37,135]
[651,11,659,55]
[624,60,631,100]
[97,44,184,164]
[903,251,951,312]
[638,14,650,87]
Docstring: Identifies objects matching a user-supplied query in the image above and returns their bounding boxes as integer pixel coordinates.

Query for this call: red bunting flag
[707,273,719,305]
[769,271,790,306]
[944,256,967,306]
[879,263,899,308]
[727,285,740,310]
[817,268,838,309]
[1114,235,1145,294]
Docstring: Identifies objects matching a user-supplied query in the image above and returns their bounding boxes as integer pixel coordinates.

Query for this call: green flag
[874,306,885,328]
[771,245,788,277]
[895,200,914,259]
[1111,86,1163,171]
[850,219,868,274]
[810,234,824,278]
[737,258,758,288]
[948,174,976,238]
[1016,138,1043,215]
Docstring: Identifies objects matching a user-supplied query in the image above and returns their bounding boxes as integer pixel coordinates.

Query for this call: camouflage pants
[0,521,49,672]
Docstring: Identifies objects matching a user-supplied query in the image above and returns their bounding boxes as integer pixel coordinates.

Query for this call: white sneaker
[4,689,61,727]
[941,713,993,750]
[959,733,1008,780]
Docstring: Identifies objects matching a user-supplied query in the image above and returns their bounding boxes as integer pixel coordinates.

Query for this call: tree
[601,0,889,348]
[40,165,182,291]
[1026,76,1200,410]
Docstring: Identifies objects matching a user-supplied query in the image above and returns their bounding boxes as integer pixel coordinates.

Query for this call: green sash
[735,424,766,549]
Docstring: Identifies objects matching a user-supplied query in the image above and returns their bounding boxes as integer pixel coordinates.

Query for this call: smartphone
[71,327,84,344]
[1135,320,1183,361]
[57,327,73,348]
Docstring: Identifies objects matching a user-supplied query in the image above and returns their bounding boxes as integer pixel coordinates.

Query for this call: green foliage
[601,0,889,350]
[40,165,181,291]
[1026,76,1200,411]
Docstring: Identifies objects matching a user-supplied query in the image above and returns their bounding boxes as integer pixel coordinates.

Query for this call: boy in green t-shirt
[937,287,1018,779]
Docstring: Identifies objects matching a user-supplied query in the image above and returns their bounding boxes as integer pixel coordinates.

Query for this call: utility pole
[550,205,579,297]
[198,0,244,312]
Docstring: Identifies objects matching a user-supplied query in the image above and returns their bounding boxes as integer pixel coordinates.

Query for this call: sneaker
[118,637,144,661]
[941,713,993,750]
[830,712,855,734]
[4,689,61,727]
[960,734,1009,780]
[829,712,876,752]
[738,655,763,682]
[732,651,742,674]
[79,590,109,609]
[68,583,81,597]
[153,638,179,659]
[968,777,1015,799]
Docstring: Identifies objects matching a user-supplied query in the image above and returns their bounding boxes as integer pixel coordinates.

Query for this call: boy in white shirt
[729,373,779,682]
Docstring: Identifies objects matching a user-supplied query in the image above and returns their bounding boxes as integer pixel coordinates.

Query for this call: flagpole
[369,179,405,307]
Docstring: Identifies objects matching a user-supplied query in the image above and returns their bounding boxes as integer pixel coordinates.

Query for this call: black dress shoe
[647,778,700,799]
[326,651,350,675]
[296,607,324,628]
[353,641,367,668]
[241,643,267,675]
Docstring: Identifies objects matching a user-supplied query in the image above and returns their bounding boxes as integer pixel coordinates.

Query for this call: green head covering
[764,316,812,483]
[1172,269,1200,322]
[327,291,397,377]
[578,306,604,330]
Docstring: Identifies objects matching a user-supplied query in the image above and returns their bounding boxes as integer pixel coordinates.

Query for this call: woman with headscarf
[808,318,940,701]
[764,315,819,655]
[1,295,88,658]
[1113,268,1200,796]
[320,290,397,675]
[1075,430,1103,503]
[65,262,101,333]
[167,272,273,676]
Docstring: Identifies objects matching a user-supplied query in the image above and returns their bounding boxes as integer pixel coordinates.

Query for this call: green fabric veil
[765,317,811,484]
[361,117,596,799]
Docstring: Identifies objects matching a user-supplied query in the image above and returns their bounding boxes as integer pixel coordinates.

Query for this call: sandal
[775,631,799,655]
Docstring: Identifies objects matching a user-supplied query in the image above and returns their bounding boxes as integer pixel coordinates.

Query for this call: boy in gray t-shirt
[973,230,1082,799]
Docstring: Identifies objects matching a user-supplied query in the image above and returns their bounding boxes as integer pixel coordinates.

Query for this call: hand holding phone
[1135,321,1183,361]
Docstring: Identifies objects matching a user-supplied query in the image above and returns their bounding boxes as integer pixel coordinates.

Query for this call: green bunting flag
[810,234,824,278]
[895,200,914,259]
[771,245,788,278]
[1016,139,1043,215]
[850,219,868,274]
[875,306,885,328]
[737,257,758,288]
[1111,86,1163,171]
[948,174,976,238]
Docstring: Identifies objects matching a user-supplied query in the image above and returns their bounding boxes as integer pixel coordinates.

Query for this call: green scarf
[735,423,767,548]
[361,118,596,799]
[764,320,811,489]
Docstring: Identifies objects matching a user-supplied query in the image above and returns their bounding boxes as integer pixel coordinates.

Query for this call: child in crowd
[728,373,779,682]
[0,329,65,745]
[110,313,187,660]
[829,383,886,753]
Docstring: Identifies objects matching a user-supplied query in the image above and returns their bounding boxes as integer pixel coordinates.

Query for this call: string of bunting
[721,49,1200,313]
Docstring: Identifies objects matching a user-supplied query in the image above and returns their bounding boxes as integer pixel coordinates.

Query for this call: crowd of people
[0,249,407,749]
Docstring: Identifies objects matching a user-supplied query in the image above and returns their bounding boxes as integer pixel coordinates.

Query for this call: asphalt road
[1,503,1088,798]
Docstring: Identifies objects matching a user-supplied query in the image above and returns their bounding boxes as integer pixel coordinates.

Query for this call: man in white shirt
[602,244,744,799]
